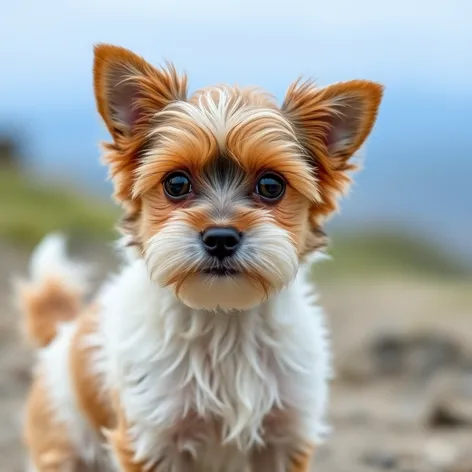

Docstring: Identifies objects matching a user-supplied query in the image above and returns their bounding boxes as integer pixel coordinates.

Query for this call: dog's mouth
[202,267,240,277]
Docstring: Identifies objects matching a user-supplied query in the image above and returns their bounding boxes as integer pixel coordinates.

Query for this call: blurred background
[0,1,471,471]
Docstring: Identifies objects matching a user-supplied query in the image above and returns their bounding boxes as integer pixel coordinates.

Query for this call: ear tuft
[92,44,187,203]
[283,79,383,163]
[322,81,383,159]
[283,78,383,219]
[93,44,187,140]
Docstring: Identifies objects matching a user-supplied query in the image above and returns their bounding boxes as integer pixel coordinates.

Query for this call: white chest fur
[97,260,331,469]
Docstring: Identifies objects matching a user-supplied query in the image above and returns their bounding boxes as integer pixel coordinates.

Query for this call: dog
[17,44,383,471]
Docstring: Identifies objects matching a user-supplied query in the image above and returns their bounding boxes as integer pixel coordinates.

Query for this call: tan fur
[289,444,315,472]
[107,393,147,472]
[24,371,79,471]
[93,44,187,202]
[283,79,383,222]
[69,306,114,434]
[19,277,82,348]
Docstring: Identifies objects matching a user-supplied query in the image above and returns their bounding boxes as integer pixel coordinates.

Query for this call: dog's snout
[201,227,241,259]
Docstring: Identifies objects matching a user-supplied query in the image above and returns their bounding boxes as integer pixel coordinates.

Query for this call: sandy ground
[1,242,471,472]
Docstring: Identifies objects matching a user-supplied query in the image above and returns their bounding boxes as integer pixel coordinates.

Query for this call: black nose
[201,227,241,259]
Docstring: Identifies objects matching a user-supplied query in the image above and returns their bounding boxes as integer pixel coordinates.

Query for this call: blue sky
[2,0,471,111]
[1,1,472,260]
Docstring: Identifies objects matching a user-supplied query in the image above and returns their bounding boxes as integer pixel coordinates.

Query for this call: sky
[1,0,471,261]
[2,0,471,112]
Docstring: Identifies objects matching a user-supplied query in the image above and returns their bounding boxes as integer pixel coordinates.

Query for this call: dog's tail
[14,234,92,348]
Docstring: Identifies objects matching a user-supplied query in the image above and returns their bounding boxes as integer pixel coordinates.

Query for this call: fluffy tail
[14,234,91,348]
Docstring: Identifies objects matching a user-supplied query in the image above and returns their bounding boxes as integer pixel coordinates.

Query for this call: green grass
[0,168,119,247]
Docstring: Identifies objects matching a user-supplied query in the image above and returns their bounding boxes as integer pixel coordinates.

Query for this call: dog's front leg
[107,405,147,472]
[287,444,315,472]
[107,397,197,472]
[250,442,315,472]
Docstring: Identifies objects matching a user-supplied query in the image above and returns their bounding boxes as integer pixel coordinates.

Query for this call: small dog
[18,44,383,471]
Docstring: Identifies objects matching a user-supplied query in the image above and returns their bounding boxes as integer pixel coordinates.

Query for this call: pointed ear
[93,44,187,140]
[283,79,383,165]
[283,79,383,220]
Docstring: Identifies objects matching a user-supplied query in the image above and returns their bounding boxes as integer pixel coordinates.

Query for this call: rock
[428,397,472,429]
[362,450,398,469]
[445,454,472,472]
[371,333,461,379]
[339,331,465,383]
[423,438,458,469]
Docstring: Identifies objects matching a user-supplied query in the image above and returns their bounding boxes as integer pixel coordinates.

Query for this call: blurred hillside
[0,167,118,246]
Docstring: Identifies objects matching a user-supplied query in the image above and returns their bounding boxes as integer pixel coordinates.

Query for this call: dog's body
[22,236,329,472]
[18,45,383,471]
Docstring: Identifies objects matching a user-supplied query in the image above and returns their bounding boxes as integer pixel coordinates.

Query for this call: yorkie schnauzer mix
[18,44,383,471]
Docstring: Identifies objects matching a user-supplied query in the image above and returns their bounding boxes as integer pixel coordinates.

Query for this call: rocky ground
[0,242,471,472]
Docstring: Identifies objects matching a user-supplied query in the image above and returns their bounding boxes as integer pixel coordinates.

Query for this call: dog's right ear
[93,44,187,203]
[93,44,187,141]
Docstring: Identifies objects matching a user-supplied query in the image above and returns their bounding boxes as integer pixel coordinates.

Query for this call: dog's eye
[164,172,192,199]
[255,173,285,201]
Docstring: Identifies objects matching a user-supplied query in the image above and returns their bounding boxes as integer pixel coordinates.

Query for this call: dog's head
[93,44,383,311]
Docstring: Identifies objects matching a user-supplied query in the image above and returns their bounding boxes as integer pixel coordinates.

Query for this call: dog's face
[93,44,383,311]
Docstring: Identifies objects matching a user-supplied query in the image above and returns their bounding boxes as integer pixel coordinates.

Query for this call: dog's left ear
[283,79,383,217]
